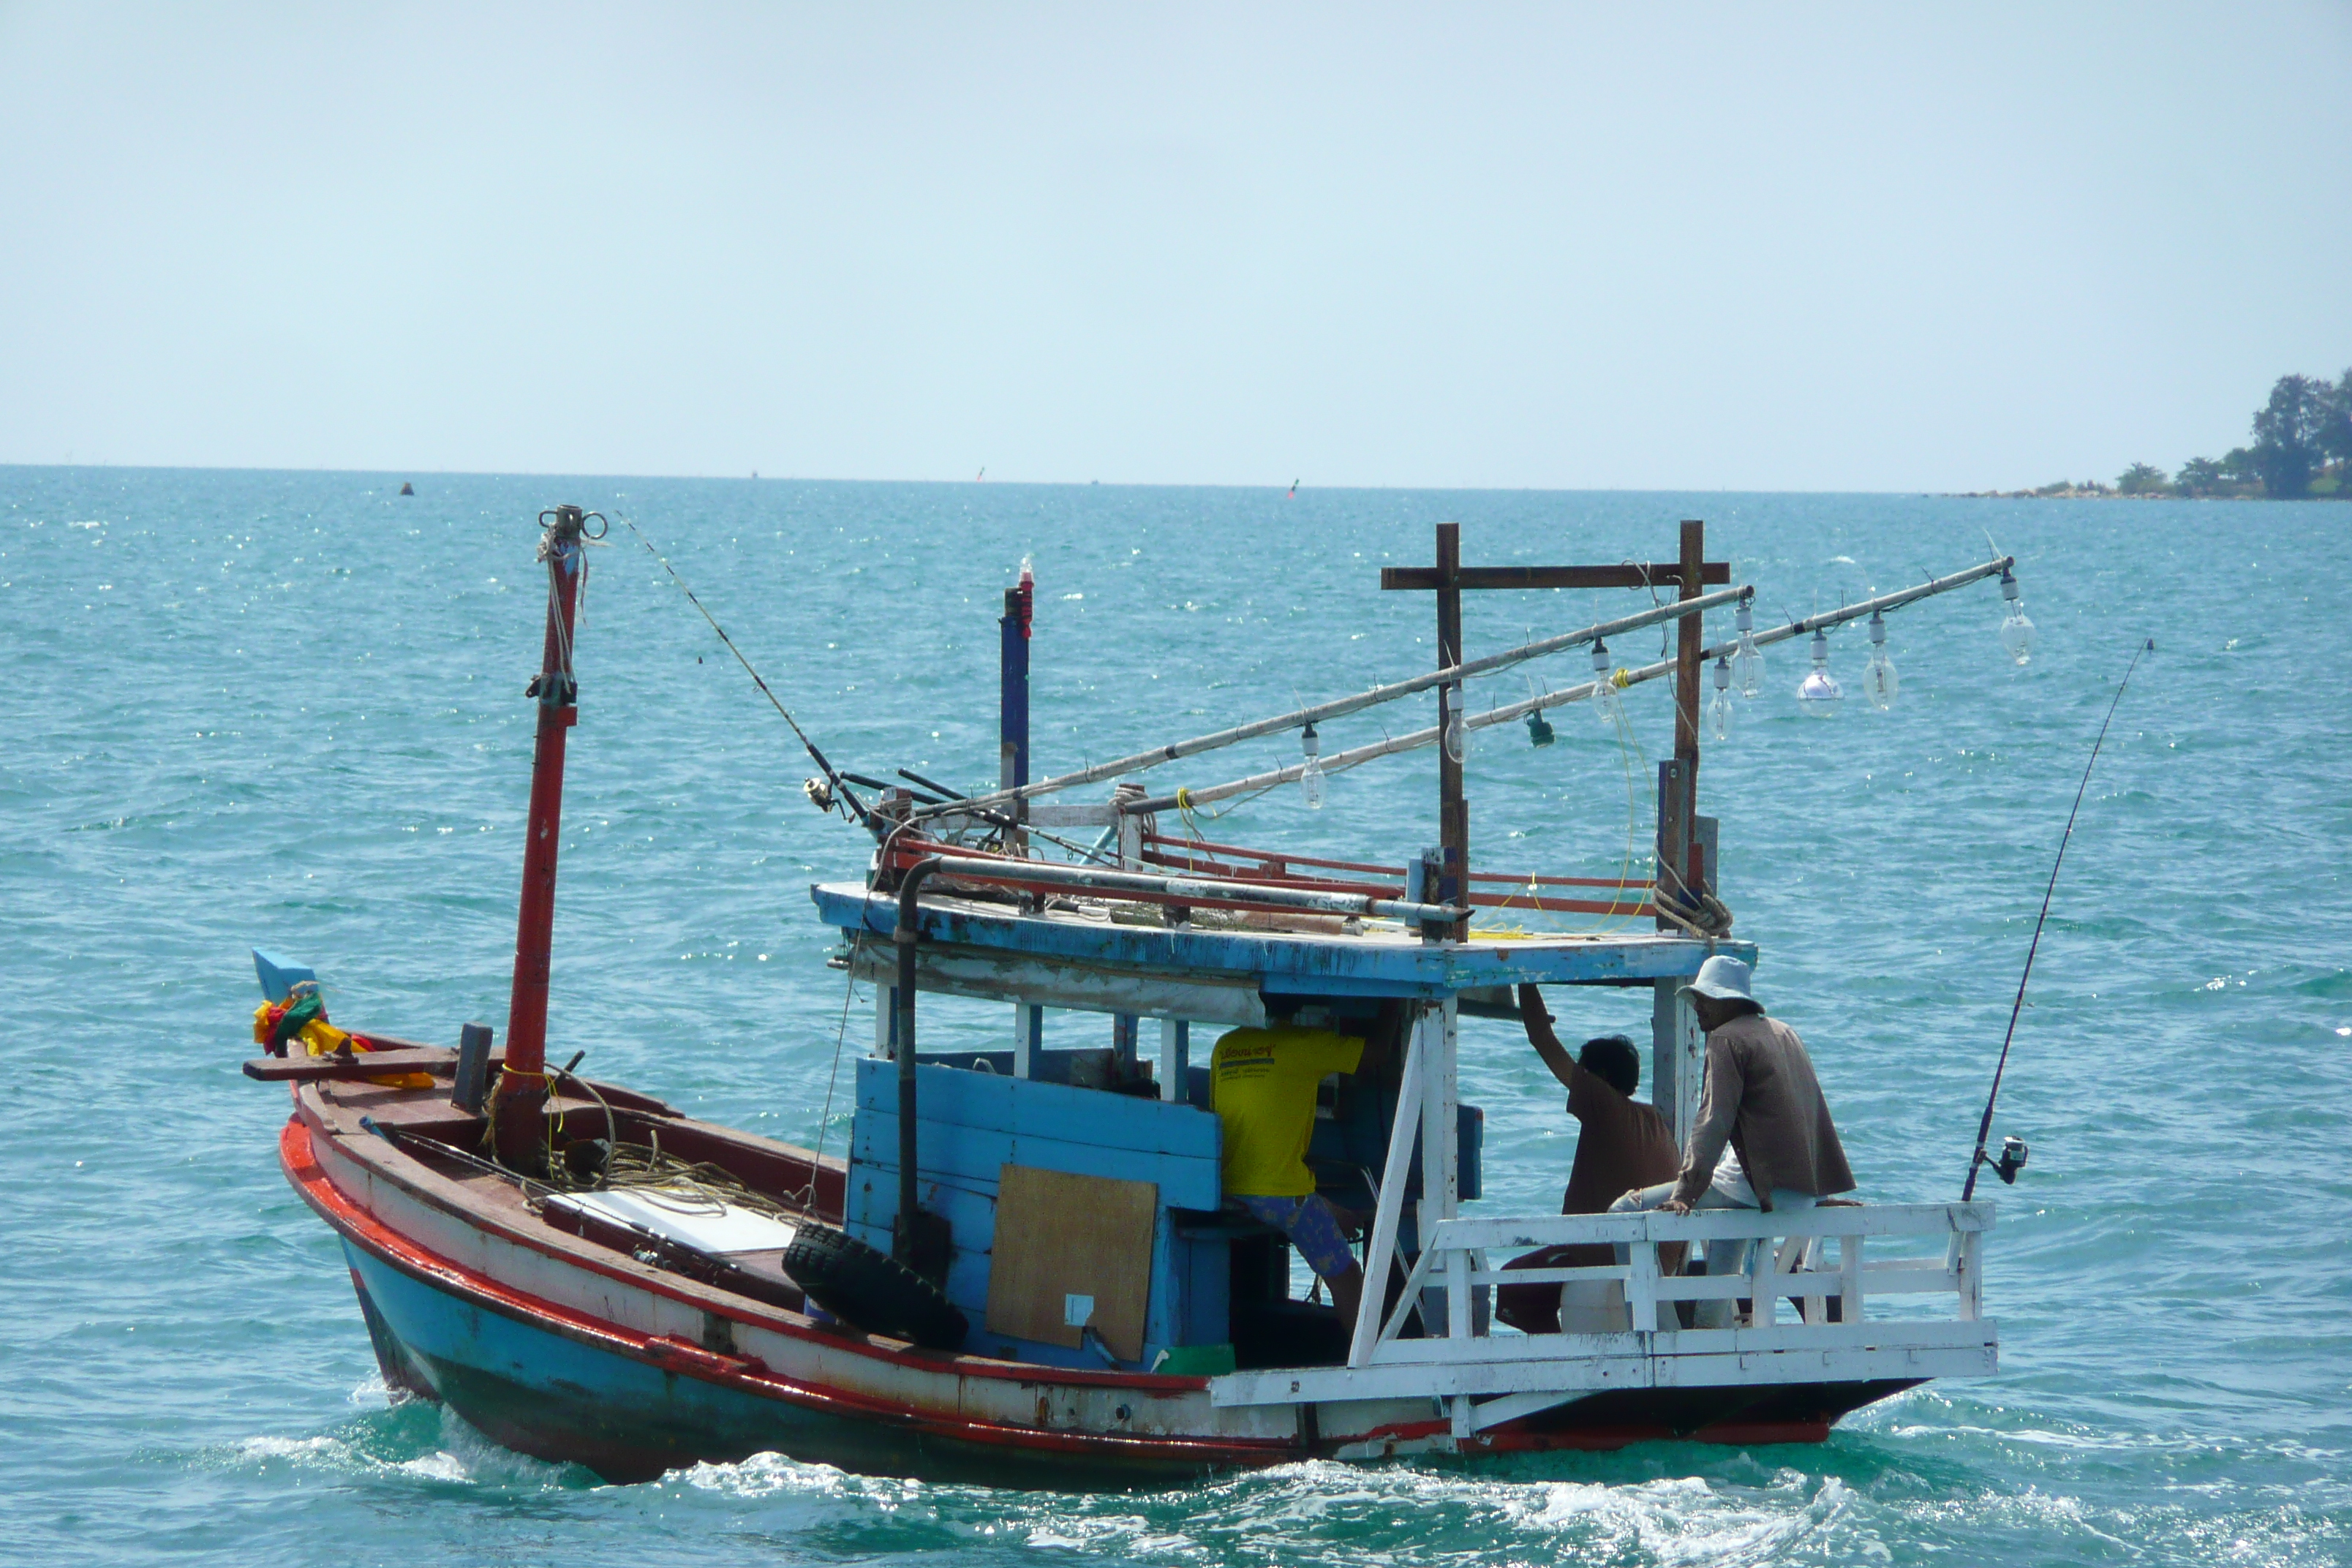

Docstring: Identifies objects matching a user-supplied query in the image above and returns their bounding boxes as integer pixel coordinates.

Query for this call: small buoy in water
[399,482,414,496]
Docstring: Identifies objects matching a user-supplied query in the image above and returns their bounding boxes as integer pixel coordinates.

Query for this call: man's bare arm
[1517,983,1585,1094]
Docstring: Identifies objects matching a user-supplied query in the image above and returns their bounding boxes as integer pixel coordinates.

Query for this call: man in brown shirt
[1496,983,1681,1333]
[1610,954,1855,1324]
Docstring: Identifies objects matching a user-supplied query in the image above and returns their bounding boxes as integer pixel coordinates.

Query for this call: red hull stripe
[290,1096,1204,1396]
[280,1117,1298,1466]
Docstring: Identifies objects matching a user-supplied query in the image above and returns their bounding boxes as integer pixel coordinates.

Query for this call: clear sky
[3,2,2348,491]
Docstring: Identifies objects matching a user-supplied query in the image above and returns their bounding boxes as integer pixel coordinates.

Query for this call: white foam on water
[235,1435,353,1466]
[226,1406,573,1491]
[1501,1471,1831,1566]
[676,1450,856,1499]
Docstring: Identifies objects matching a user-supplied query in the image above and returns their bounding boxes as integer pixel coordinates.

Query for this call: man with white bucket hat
[1609,954,1855,1326]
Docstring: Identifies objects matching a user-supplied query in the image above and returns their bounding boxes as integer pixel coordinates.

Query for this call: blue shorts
[1237,1194,1357,1278]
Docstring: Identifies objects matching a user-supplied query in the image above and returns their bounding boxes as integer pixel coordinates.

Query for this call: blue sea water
[1,466,2347,1567]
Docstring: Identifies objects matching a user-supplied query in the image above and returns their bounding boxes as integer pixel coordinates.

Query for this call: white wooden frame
[1253,1201,1996,1416]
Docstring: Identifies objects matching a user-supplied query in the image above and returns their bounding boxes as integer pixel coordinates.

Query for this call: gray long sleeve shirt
[1672,1010,1856,1208]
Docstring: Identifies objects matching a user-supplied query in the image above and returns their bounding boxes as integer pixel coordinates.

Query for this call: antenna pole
[1962,637,2154,1199]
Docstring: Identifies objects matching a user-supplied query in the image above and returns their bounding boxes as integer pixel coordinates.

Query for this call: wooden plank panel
[984,1164,1158,1361]
[243,1048,451,1081]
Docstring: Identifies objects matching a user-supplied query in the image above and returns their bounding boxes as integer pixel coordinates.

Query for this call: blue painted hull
[341,1241,1235,1487]
[343,1242,893,1481]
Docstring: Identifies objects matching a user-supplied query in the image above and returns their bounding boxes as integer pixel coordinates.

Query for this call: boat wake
[225,1404,584,1492]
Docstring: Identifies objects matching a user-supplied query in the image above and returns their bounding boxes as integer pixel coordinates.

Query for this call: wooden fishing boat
[246,508,2013,1485]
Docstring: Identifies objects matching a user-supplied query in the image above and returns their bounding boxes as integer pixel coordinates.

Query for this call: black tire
[783,1223,968,1351]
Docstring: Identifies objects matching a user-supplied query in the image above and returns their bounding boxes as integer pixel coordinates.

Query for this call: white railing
[1211,1200,1997,1419]
[1369,1200,1992,1362]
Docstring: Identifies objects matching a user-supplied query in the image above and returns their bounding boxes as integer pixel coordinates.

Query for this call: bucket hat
[1683,954,1754,1003]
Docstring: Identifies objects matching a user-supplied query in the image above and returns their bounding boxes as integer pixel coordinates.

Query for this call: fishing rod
[1961,636,2155,1201]
[617,515,874,828]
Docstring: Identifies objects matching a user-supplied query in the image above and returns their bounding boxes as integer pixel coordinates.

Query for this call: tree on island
[2249,374,2334,497]
[2162,369,2351,499]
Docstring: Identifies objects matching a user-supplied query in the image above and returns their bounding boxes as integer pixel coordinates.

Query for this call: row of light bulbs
[1294,570,2036,804]
[1705,568,2035,736]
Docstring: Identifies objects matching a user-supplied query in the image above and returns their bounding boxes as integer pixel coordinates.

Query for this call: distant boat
[399,483,415,497]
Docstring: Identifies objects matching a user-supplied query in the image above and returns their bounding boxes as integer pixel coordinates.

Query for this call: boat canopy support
[1140,554,2019,815]
[921,587,1750,821]
[899,854,1469,927]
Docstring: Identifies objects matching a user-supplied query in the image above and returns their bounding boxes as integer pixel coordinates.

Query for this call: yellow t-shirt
[1210,1025,1365,1199]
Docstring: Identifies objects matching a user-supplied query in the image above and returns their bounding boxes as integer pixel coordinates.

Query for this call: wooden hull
[281,1103,1913,1488]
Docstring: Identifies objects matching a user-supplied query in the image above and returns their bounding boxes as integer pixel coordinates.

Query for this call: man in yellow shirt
[1210,1019,1367,1325]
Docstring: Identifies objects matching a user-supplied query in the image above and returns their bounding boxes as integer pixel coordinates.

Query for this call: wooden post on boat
[1382,520,1729,1150]
[1000,565,1033,853]
[1379,522,1730,943]
[1656,519,1708,931]
[496,504,589,1169]
[1651,521,1705,1142]
[1001,565,1041,1070]
[894,857,953,1281]
[1433,525,1470,940]
[1675,519,1705,777]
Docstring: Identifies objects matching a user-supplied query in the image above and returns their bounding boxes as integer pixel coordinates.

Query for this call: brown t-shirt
[1558,1059,1681,1259]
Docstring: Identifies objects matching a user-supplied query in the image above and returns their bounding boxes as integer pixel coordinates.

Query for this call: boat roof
[810,881,1754,1020]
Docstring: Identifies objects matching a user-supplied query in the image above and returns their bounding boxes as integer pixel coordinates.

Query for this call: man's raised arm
[1517,983,1588,1096]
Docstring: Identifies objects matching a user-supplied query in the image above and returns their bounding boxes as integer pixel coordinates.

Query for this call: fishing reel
[1991,1135,2029,1186]
[804,775,836,814]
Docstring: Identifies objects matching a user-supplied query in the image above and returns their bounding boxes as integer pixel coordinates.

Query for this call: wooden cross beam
[1377,562,1730,592]
[1382,521,1722,938]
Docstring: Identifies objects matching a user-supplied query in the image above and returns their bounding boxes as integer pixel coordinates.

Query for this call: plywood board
[984,1163,1158,1361]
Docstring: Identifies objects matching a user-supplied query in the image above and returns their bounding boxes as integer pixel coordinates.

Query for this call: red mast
[494,504,592,1166]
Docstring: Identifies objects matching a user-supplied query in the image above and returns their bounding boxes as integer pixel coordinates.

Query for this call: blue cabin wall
[843,1059,1228,1369]
[842,1055,1482,1368]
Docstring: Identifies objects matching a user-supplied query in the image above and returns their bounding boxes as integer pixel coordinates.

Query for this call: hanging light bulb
[1300,721,1325,809]
[1709,654,1734,740]
[1863,610,1899,711]
[1797,627,1842,715]
[1998,568,2035,666]
[1591,641,1621,730]
[1442,685,1469,762]
[1525,708,1556,747]
[1732,597,1765,698]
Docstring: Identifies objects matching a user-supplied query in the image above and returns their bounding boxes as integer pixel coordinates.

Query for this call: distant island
[1964,370,2350,499]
